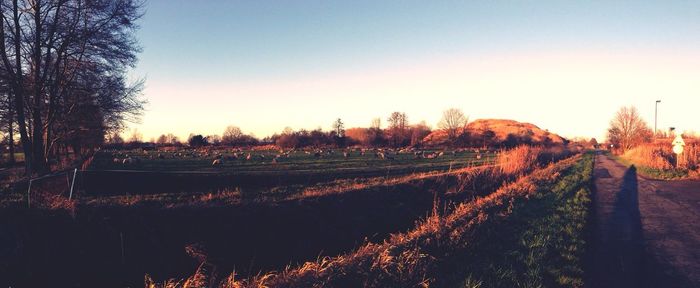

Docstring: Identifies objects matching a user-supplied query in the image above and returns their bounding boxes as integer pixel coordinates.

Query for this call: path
[587,152,700,287]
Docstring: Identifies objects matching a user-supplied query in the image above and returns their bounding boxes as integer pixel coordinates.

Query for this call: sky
[126,0,700,142]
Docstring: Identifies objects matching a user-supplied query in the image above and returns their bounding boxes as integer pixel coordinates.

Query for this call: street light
[655,100,661,138]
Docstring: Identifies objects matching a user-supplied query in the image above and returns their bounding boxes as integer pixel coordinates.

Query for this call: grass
[458,152,594,288]
[154,147,585,287]
[610,149,691,180]
[89,148,495,176]
[76,148,497,198]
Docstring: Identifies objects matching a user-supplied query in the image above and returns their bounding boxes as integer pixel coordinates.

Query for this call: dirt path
[587,152,700,288]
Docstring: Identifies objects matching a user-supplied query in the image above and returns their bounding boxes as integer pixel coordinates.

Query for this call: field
[163,149,592,287]
[74,148,495,197]
[0,147,499,286]
[0,147,592,287]
[0,146,586,287]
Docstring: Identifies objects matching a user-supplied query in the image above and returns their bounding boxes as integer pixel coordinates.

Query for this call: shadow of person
[589,165,648,288]
[608,165,646,287]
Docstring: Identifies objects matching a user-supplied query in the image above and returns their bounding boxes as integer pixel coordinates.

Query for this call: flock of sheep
[109,147,490,168]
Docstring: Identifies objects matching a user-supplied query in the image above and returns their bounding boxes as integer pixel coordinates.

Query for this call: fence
[24,169,78,208]
[21,161,486,207]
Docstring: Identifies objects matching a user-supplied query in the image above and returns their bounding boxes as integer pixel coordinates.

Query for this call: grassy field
[171,150,590,288]
[75,148,496,197]
[90,148,494,173]
[0,145,582,287]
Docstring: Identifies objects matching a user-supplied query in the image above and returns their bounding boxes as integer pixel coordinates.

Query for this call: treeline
[109,109,563,150]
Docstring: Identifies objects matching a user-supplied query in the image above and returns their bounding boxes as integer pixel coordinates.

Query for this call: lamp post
[655,100,661,138]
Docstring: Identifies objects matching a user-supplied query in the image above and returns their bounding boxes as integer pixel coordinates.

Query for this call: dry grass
[619,142,699,179]
[497,145,541,175]
[622,144,674,170]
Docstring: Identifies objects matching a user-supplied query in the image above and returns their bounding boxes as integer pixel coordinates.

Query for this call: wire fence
[22,161,492,207]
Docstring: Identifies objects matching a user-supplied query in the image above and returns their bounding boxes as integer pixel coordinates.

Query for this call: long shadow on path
[588,165,647,288]
[588,162,696,288]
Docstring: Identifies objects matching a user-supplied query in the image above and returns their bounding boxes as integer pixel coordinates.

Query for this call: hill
[423,119,566,146]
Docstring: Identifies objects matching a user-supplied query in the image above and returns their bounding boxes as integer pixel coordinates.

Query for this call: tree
[222,126,244,144]
[410,122,432,147]
[589,138,599,149]
[481,130,496,147]
[607,106,652,152]
[206,135,221,145]
[127,129,143,144]
[332,118,345,138]
[387,112,409,147]
[371,118,381,130]
[106,133,124,145]
[0,0,144,175]
[438,108,469,143]
[156,133,179,146]
[156,134,168,145]
[188,135,208,147]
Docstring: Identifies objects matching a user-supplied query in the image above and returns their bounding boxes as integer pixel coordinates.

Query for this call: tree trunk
[30,0,48,175]
[7,96,14,164]
[11,0,33,176]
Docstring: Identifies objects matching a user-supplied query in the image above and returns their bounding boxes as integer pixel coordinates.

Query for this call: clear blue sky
[128,0,700,141]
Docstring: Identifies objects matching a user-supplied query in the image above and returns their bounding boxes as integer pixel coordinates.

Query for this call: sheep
[427,153,438,159]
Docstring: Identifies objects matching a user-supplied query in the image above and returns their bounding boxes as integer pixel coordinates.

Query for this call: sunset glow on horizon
[127,1,700,142]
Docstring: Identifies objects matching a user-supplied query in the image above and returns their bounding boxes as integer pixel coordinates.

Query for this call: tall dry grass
[497,145,541,175]
[622,143,699,171]
[622,144,674,170]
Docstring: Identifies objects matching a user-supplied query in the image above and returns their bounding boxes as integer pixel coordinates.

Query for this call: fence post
[69,168,78,200]
[26,178,33,208]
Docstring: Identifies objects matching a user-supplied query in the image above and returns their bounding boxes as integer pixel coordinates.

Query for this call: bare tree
[438,108,469,142]
[207,134,221,145]
[387,112,409,147]
[410,121,431,147]
[370,117,381,130]
[607,106,652,152]
[156,134,168,145]
[0,0,144,175]
[332,118,345,137]
[106,132,124,145]
[127,129,143,144]
[222,125,244,144]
